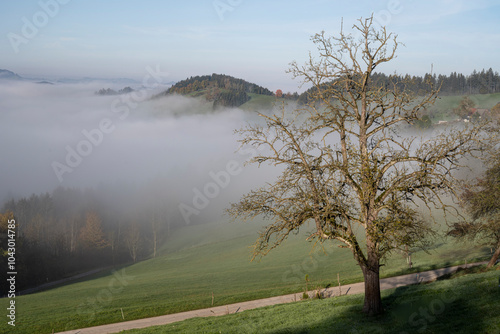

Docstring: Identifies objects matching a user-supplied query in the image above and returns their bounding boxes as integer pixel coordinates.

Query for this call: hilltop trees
[162,73,272,108]
[228,16,486,315]
[165,73,273,97]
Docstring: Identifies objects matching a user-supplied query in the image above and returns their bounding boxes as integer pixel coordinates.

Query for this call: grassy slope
[239,92,500,119]
[470,92,500,108]
[175,91,499,118]
[239,93,280,111]
[2,218,491,334]
[426,92,500,122]
[122,266,500,334]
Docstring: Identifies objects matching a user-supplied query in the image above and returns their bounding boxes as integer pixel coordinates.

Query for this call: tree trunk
[153,230,157,258]
[361,251,383,315]
[487,244,500,268]
[152,213,157,258]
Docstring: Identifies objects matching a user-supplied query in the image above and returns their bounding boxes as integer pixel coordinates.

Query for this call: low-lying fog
[0,81,280,225]
[0,81,483,229]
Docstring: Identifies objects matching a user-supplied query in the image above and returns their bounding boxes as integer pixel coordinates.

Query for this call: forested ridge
[298,68,500,104]
[158,73,273,108]
[158,69,500,108]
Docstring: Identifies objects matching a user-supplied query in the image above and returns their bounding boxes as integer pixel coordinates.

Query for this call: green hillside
[2,217,492,334]
[429,92,500,120]
[123,266,500,334]
[239,93,282,111]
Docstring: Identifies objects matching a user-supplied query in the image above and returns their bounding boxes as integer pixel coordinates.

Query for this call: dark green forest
[160,73,273,108]
[298,68,500,104]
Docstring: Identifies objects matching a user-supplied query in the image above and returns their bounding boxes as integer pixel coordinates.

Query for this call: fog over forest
[0,81,284,224]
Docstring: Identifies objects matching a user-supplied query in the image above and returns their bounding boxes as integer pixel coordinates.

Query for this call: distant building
[470,108,490,118]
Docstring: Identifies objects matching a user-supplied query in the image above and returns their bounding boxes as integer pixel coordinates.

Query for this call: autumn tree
[454,95,476,119]
[228,16,486,315]
[491,102,500,122]
[79,212,108,250]
[448,155,500,268]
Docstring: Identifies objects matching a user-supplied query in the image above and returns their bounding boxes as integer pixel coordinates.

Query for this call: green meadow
[122,266,500,334]
[1,217,492,334]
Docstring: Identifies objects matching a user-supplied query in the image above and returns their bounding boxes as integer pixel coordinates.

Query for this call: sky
[1,0,500,93]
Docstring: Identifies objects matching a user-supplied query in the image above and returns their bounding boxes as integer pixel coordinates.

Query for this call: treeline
[95,86,134,96]
[298,68,500,104]
[213,90,250,108]
[166,73,274,96]
[156,69,500,108]
[0,184,180,293]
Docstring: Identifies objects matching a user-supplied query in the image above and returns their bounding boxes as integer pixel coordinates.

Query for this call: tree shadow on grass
[266,285,487,334]
[437,245,490,263]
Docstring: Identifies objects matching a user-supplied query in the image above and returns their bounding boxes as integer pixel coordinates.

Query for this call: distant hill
[0,69,152,87]
[157,73,275,108]
[0,69,23,80]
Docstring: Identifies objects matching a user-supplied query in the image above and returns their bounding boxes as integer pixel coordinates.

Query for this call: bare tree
[151,210,159,258]
[124,223,141,263]
[448,154,500,268]
[228,16,485,315]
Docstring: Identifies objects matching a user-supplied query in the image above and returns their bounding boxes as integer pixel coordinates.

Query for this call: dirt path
[56,261,487,334]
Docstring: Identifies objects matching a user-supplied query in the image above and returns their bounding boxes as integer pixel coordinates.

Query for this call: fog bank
[0,81,279,224]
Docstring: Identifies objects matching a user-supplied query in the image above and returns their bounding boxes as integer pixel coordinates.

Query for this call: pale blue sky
[1,0,499,92]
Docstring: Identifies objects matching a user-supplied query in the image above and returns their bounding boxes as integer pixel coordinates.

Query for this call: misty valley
[0,73,284,292]
[3,1,500,332]
[1,65,500,333]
